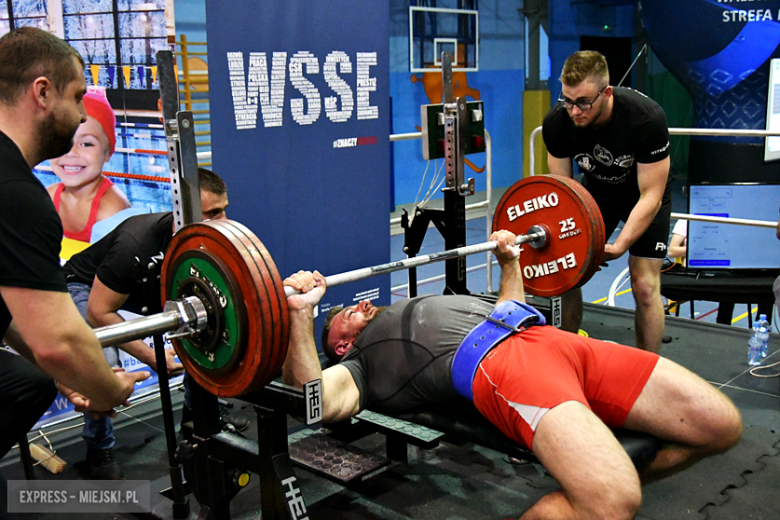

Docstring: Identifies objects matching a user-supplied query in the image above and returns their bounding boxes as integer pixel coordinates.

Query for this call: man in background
[543,50,672,353]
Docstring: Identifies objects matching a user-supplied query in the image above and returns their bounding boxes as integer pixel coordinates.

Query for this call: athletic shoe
[86,448,125,480]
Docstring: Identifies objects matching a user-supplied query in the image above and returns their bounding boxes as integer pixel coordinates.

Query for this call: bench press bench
[289,398,663,484]
[385,398,663,472]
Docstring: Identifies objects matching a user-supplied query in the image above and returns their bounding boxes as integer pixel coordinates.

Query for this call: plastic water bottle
[748,326,764,366]
[758,314,770,358]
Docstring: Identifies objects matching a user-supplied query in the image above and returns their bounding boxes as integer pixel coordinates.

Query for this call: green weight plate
[167,250,244,373]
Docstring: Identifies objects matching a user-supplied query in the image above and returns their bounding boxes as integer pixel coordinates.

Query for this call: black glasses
[558,85,607,111]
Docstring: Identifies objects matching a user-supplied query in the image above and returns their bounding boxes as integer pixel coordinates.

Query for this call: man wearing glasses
[542,50,671,353]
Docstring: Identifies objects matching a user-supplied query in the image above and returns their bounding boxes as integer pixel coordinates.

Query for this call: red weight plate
[492,175,605,297]
[162,219,289,397]
[563,179,605,249]
[216,219,290,392]
[562,178,606,286]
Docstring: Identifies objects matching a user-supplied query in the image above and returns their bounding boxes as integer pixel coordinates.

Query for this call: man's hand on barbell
[490,230,521,264]
[284,270,326,311]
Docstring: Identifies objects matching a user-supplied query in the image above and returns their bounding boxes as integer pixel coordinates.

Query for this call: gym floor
[1,176,779,519]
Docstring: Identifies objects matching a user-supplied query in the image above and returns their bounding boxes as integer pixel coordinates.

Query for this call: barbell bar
[93,296,207,347]
[283,225,549,297]
[91,174,604,397]
[670,212,776,229]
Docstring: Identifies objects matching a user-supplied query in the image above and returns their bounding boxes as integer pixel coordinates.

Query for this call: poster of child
[46,86,136,257]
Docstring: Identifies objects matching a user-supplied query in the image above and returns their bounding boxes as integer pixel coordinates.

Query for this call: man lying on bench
[282,229,743,520]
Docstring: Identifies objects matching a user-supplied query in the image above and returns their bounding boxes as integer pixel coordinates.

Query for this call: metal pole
[668,128,780,137]
[152,334,190,519]
[440,52,469,294]
[157,49,202,232]
[389,132,423,142]
[670,212,776,229]
[93,312,183,347]
[485,129,494,292]
[285,231,544,297]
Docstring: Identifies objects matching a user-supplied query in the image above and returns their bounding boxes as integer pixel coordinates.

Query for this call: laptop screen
[686,184,780,270]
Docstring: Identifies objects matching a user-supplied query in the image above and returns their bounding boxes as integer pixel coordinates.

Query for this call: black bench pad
[390,398,663,472]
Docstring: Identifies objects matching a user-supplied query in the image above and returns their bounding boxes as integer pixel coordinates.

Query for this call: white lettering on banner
[333,138,358,148]
[522,253,577,280]
[721,8,773,22]
[289,51,322,125]
[353,287,380,301]
[356,52,379,120]
[252,52,286,128]
[269,53,288,126]
[506,192,560,221]
[227,52,258,130]
[227,50,379,131]
[324,51,354,123]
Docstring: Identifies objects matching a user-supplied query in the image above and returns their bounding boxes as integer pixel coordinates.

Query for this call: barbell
[93,174,605,397]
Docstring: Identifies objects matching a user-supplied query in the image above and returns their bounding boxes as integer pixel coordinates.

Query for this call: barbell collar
[283,230,546,297]
[526,225,549,249]
[93,296,207,347]
[163,296,209,340]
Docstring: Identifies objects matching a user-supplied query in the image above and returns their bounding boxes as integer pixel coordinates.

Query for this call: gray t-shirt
[340,295,494,414]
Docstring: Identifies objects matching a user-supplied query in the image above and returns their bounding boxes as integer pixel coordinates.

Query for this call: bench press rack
[291,396,662,482]
[402,51,485,297]
[148,375,322,520]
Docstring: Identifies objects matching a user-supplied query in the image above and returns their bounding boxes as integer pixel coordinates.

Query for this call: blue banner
[206,0,391,343]
[642,0,780,141]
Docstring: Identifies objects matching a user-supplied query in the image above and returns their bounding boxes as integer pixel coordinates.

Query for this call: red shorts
[471,326,659,450]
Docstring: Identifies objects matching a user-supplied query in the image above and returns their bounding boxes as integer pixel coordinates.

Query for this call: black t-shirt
[0,131,67,337]
[340,295,494,414]
[543,86,671,211]
[62,212,174,316]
